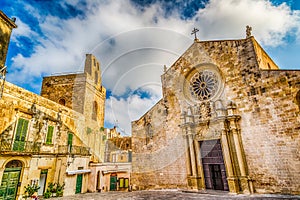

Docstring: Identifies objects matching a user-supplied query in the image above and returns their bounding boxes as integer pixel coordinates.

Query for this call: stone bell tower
[41,54,106,128]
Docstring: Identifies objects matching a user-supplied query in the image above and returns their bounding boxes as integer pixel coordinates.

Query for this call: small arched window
[92,101,98,120]
[58,99,66,106]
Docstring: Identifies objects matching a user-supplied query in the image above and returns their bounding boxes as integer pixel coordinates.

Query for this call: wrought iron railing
[0,139,90,156]
[0,139,41,153]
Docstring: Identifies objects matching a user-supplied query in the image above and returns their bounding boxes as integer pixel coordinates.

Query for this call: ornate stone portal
[181,65,253,193]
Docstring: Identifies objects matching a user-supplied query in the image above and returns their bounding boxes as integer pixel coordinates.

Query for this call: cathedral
[131,28,300,195]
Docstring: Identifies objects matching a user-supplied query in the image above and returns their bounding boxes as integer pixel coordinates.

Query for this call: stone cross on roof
[246,25,252,38]
[191,27,199,42]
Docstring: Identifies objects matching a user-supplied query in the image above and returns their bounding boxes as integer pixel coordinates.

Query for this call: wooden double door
[0,168,21,200]
[200,139,229,191]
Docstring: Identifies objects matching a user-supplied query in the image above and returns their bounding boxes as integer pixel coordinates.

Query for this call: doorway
[0,160,22,200]
[200,139,229,191]
[209,164,224,190]
[75,174,83,194]
[38,170,48,196]
[109,174,117,191]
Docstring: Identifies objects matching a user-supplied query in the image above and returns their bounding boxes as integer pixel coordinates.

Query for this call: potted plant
[23,184,40,200]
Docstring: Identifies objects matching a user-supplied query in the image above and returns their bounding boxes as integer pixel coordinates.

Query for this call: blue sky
[1,0,300,135]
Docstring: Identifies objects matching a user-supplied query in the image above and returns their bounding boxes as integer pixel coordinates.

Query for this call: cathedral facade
[131,34,300,195]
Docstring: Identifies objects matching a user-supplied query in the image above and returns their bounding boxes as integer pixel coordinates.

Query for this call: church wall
[131,100,187,190]
[235,70,300,195]
[187,38,300,194]
[132,37,300,194]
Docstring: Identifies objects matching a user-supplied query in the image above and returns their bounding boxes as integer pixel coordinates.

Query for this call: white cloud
[195,0,300,46]
[7,0,300,134]
[105,93,160,135]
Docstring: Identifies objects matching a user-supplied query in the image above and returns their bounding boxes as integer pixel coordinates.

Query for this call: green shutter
[15,118,24,141]
[67,133,73,145]
[13,118,29,151]
[46,126,54,144]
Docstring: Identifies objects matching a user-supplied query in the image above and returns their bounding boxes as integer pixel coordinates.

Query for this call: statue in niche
[199,103,211,121]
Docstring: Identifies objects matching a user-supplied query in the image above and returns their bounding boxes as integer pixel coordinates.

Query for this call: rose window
[189,70,219,101]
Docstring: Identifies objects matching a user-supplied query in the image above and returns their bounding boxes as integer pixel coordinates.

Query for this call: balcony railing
[0,139,90,156]
[0,139,41,153]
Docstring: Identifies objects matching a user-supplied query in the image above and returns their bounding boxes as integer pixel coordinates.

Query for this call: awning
[66,169,91,175]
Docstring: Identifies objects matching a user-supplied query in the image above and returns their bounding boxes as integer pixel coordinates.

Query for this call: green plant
[23,184,40,199]
[43,188,51,199]
[55,182,65,197]
[48,182,56,194]
[43,182,65,198]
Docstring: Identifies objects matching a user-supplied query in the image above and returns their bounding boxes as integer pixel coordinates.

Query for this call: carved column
[194,138,204,189]
[188,127,197,176]
[186,126,199,190]
[221,126,239,193]
[230,120,250,193]
[184,127,192,176]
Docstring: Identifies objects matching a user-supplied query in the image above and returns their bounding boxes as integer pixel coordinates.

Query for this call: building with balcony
[0,11,107,199]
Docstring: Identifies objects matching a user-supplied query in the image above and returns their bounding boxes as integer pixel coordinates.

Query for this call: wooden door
[75,174,82,194]
[109,175,117,191]
[0,168,21,200]
[200,139,229,191]
[209,164,224,190]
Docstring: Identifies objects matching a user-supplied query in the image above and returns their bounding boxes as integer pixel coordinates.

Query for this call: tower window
[92,101,98,120]
[95,71,98,85]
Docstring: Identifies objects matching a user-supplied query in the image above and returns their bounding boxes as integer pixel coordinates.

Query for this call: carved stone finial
[246,25,252,38]
[164,65,167,72]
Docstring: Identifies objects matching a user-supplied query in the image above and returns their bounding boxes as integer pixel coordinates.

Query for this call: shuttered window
[15,118,29,141]
[13,118,29,151]
[46,126,54,144]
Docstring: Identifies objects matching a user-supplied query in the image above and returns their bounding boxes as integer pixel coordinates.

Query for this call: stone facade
[0,81,91,199]
[41,54,106,162]
[0,11,16,68]
[0,10,108,198]
[41,54,106,128]
[131,37,300,195]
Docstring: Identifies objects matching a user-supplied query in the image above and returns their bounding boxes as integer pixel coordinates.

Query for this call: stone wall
[0,81,91,198]
[131,37,300,194]
[131,99,187,189]
[0,11,16,68]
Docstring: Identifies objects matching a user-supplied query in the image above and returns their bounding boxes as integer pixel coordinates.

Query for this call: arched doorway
[0,160,23,200]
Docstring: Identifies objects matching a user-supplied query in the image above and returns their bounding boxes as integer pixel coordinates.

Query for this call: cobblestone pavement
[52,190,300,200]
